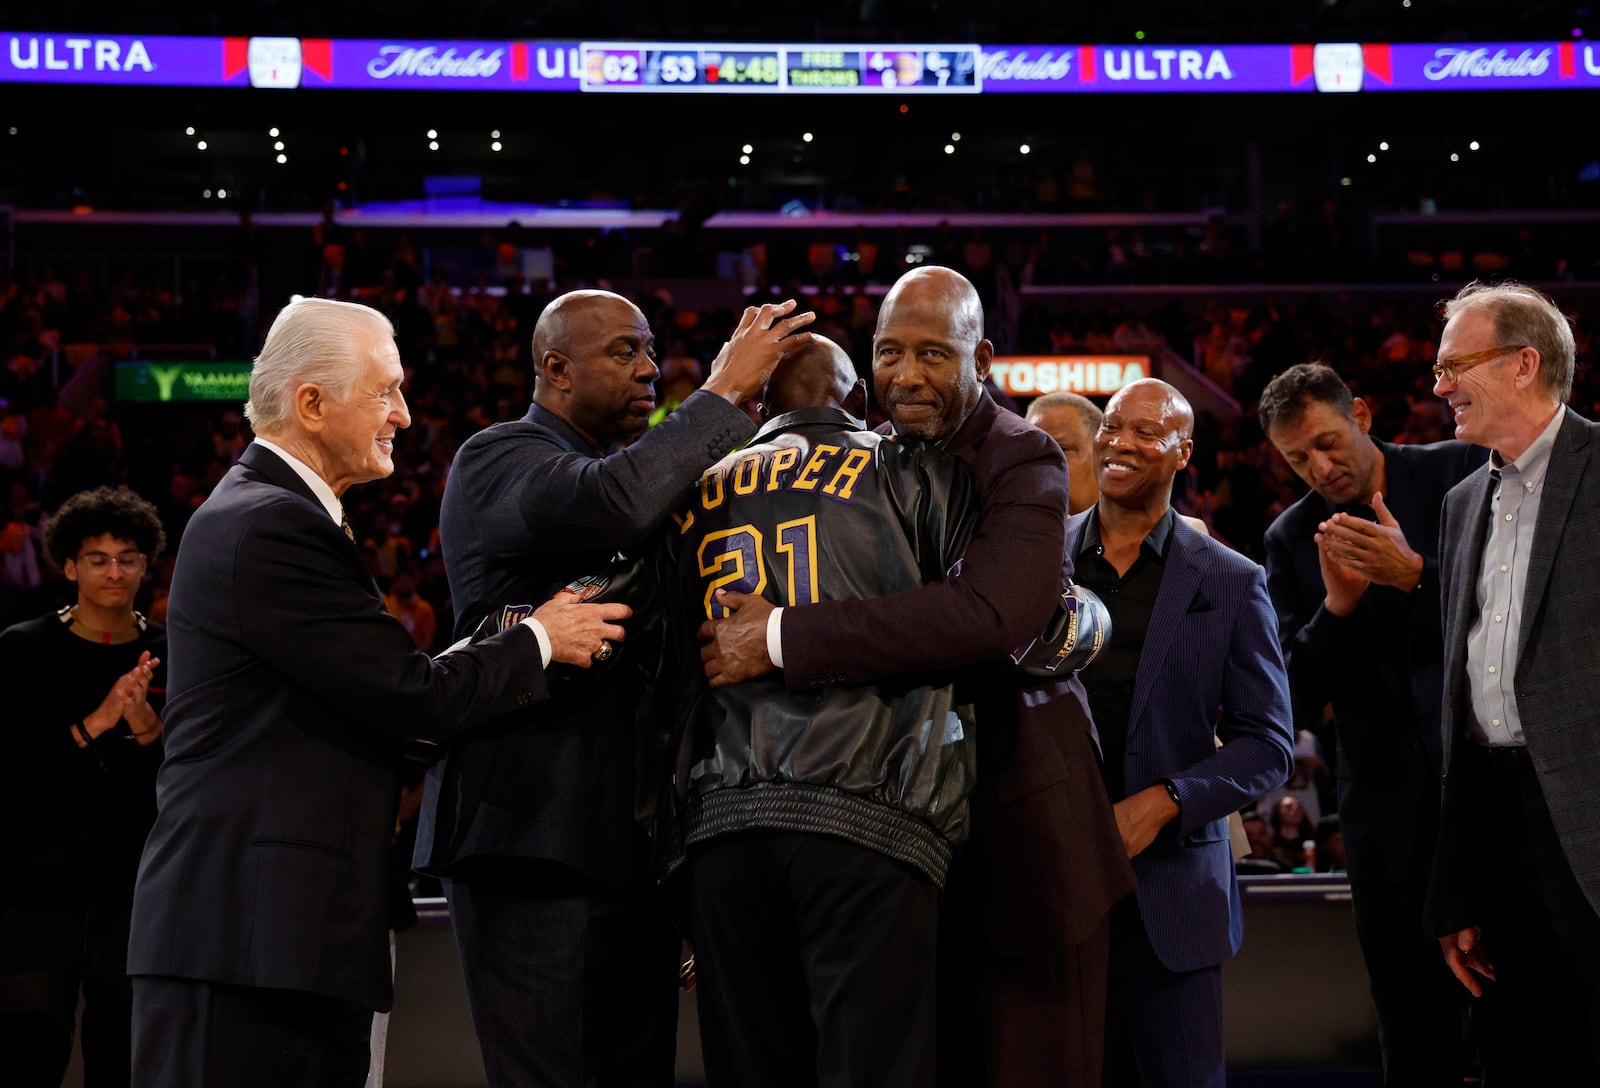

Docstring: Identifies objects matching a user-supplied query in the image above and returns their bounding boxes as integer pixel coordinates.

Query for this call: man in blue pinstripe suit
[1070,379,1294,1087]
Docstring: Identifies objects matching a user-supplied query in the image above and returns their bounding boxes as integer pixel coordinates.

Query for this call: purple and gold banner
[5,31,1600,93]
[0,32,582,89]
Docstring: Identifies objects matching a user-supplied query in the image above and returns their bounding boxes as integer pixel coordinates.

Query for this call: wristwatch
[1159,778,1182,810]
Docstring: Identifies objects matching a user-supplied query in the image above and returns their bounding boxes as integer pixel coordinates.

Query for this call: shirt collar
[754,405,866,443]
[1490,405,1564,485]
[1080,504,1176,560]
[251,436,344,525]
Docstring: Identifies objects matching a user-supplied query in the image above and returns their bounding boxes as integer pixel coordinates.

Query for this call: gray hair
[1443,280,1576,403]
[1026,391,1103,434]
[244,297,395,434]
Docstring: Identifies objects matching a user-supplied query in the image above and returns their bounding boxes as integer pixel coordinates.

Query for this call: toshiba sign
[990,355,1150,396]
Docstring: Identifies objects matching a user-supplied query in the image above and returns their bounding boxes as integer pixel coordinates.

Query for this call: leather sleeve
[781,419,1067,689]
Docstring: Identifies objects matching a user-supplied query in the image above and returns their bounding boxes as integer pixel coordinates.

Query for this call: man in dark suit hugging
[701,266,1136,1088]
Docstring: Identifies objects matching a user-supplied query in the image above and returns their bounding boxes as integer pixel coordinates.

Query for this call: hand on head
[702,301,818,405]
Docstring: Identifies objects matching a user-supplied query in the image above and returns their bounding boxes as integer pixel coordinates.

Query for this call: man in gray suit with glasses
[1428,280,1600,1082]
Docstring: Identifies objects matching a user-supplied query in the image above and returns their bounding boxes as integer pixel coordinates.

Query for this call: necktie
[340,512,355,543]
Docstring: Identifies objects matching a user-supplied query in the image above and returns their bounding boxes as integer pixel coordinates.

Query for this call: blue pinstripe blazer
[1068,511,1294,974]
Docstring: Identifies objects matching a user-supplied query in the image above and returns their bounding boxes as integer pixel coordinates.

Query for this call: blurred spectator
[1257,728,1334,827]
[384,568,438,653]
[1238,811,1288,875]
[0,409,28,476]
[212,411,249,467]
[367,518,414,583]
[1315,815,1348,874]
[0,504,43,624]
[1268,794,1318,871]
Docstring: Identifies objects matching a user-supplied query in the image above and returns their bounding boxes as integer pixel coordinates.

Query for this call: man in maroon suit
[701,265,1135,1087]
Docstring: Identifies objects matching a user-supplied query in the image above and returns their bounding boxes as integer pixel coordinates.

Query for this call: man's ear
[1351,396,1373,435]
[539,349,573,393]
[293,382,329,432]
[974,339,994,383]
[1514,347,1543,389]
[844,379,868,420]
[63,558,78,585]
[1176,437,1195,471]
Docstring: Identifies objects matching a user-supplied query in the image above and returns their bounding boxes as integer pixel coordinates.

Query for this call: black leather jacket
[659,407,979,887]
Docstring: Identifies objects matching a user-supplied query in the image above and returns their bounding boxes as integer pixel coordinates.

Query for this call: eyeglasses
[75,551,146,572]
[1431,344,1525,385]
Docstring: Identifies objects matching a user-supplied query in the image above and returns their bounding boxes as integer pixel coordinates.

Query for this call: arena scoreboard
[578,42,982,93]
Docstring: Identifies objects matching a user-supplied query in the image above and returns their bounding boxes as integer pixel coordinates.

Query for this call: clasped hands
[77,650,163,747]
[1314,491,1424,616]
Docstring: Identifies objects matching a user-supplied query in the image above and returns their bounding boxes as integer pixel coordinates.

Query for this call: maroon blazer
[782,391,1135,952]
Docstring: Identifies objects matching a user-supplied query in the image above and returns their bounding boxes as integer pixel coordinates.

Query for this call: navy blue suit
[1068,510,1293,1087]
[1263,438,1482,1086]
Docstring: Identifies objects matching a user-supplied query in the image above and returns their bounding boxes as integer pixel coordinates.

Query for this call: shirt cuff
[766,606,785,669]
[519,617,553,668]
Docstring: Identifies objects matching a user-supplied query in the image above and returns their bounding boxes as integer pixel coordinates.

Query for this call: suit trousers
[1345,866,1471,1087]
[130,975,371,1088]
[687,830,940,1088]
[0,902,134,1088]
[935,860,1111,1088]
[1456,743,1600,1086]
[1103,896,1224,1088]
[442,857,681,1088]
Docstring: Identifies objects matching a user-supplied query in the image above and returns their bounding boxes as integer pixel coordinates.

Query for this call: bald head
[762,335,863,419]
[531,289,642,369]
[872,265,992,441]
[529,289,658,448]
[1095,379,1195,516]
[1107,379,1194,440]
[877,265,985,346]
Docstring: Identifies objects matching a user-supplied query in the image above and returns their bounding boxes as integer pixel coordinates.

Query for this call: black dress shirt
[1075,506,1175,800]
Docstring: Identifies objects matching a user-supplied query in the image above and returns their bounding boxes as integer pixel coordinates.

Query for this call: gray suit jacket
[1432,407,1600,930]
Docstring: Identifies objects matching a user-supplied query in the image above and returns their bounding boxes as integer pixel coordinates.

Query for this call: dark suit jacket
[129,443,547,1012]
[1432,408,1600,930]
[783,392,1135,954]
[1263,439,1483,884]
[1068,511,1294,974]
[414,390,755,889]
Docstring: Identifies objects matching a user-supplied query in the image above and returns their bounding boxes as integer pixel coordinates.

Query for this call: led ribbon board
[577,42,981,92]
[3,33,1598,92]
